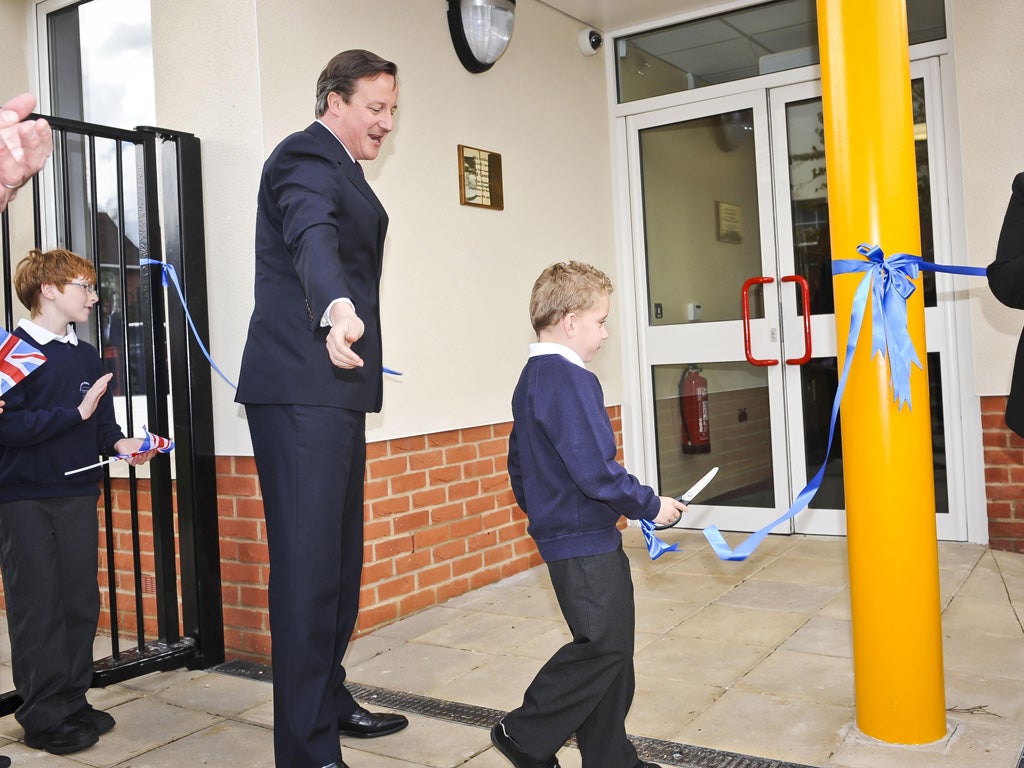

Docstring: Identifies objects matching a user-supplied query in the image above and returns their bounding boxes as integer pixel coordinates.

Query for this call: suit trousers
[504,545,640,768]
[0,496,100,733]
[246,404,366,768]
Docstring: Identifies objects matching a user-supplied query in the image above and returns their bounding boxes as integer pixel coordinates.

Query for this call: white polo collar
[528,342,584,369]
[18,317,79,346]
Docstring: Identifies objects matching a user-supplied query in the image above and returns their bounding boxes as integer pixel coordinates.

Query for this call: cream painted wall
[0,1,29,98]
[150,0,265,456]
[148,0,617,455]
[953,0,1024,395]
[0,1,39,306]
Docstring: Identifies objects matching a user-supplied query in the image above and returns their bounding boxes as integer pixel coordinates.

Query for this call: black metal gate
[0,114,223,711]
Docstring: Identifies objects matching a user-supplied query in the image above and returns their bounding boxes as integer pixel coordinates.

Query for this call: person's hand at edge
[78,373,113,421]
[652,495,687,527]
[325,301,365,369]
[0,93,53,211]
[113,438,160,466]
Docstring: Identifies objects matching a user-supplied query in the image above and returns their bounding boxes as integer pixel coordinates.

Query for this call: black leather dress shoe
[70,704,116,735]
[490,720,560,768]
[24,719,99,755]
[337,707,408,738]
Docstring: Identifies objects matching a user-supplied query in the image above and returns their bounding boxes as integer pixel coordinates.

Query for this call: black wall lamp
[447,0,516,73]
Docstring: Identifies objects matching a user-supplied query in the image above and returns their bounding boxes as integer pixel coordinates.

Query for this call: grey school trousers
[503,544,641,768]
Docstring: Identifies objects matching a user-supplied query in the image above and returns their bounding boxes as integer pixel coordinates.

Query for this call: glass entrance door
[626,59,964,540]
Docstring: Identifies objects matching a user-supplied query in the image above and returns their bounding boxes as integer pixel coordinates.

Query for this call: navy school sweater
[0,329,125,503]
[507,352,660,562]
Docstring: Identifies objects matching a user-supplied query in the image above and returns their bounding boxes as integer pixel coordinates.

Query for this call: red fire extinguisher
[680,364,711,454]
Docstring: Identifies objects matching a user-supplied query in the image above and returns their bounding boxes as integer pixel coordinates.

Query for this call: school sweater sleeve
[531,358,660,522]
[0,384,82,447]
[507,422,526,512]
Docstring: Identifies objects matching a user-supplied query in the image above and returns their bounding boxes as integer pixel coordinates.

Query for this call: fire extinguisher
[680,364,711,454]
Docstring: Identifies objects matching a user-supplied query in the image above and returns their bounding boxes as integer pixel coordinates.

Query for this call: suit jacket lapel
[307,122,388,225]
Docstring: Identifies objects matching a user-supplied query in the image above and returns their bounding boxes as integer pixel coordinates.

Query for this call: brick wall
[216,410,627,661]
[96,481,166,639]
[216,421,530,661]
[981,395,1024,552]
[208,405,622,663]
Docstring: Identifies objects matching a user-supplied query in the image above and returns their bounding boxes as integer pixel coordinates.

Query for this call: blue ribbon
[639,518,679,559]
[142,259,405,387]
[141,259,239,390]
[701,245,986,561]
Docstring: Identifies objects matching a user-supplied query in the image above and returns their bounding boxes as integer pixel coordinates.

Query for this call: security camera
[578,28,603,56]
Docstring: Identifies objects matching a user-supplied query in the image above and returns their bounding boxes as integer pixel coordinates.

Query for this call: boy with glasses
[0,248,157,755]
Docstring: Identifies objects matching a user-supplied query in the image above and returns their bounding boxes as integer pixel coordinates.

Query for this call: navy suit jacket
[988,173,1024,436]
[236,121,388,412]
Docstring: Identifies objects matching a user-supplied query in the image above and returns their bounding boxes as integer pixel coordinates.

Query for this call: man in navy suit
[236,49,406,768]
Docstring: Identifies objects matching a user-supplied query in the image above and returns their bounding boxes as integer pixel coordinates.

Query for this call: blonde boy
[492,261,684,768]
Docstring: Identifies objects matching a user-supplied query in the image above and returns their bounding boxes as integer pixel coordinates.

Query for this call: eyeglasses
[64,282,98,295]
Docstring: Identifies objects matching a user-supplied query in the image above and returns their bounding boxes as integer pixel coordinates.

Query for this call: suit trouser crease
[247,404,366,768]
[504,546,640,767]
[0,496,99,732]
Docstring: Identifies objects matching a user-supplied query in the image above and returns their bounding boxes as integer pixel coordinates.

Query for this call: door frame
[610,47,988,544]
[624,91,795,536]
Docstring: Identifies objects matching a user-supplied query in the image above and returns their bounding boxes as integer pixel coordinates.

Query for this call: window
[43,0,155,127]
[616,0,946,103]
[37,0,156,393]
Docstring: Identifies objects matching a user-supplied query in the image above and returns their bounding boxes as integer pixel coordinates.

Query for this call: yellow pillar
[817,0,945,743]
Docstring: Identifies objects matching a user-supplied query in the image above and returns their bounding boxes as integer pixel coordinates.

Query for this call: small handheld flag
[0,328,46,396]
[137,427,175,453]
[64,427,175,476]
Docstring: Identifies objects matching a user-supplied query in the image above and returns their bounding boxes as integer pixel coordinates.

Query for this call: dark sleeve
[266,140,357,321]
[507,421,526,513]
[987,173,1024,309]
[536,367,660,521]
[0,394,81,447]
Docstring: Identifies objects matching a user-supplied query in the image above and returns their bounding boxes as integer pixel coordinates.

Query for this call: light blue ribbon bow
[141,259,239,390]
[701,244,986,561]
[832,244,922,409]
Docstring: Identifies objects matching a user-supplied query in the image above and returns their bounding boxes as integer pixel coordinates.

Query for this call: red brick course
[87,413,626,663]
[982,396,1024,553]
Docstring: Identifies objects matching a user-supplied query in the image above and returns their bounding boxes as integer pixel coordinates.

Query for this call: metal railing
[0,115,223,710]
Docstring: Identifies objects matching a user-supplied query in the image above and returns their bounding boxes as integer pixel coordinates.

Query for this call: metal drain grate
[215,662,819,768]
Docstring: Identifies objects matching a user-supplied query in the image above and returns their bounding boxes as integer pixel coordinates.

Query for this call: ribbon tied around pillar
[694,244,986,562]
[832,243,922,410]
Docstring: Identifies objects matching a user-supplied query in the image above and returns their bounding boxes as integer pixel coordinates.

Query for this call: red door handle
[741,276,777,366]
[781,274,812,365]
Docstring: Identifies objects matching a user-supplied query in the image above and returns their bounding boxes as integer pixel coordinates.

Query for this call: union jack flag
[138,427,175,453]
[0,328,46,396]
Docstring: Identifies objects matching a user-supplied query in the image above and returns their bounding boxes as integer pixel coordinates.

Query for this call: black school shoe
[70,704,116,735]
[24,719,99,755]
[490,719,560,768]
